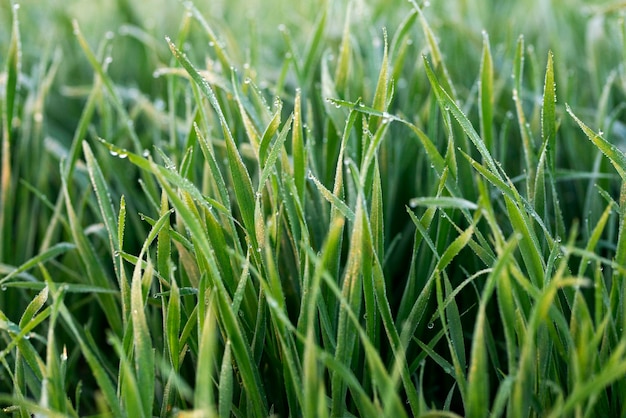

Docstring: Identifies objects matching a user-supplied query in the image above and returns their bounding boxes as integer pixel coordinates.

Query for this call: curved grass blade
[567,105,626,181]
[0,243,76,286]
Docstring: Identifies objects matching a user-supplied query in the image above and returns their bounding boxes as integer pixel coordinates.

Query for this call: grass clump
[2,0,626,416]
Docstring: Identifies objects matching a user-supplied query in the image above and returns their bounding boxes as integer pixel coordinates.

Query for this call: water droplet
[208,41,215,47]
[118,153,128,159]
[13,3,20,10]
[256,247,262,253]
[109,150,119,157]
[598,130,604,136]
[1,285,7,291]
[142,149,150,157]
[307,170,314,180]
[427,322,434,329]
[105,31,114,40]
[278,24,287,32]
[256,192,262,199]
[153,294,159,299]
[244,77,251,85]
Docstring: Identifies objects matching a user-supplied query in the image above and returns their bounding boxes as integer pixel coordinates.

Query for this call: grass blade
[479,31,494,154]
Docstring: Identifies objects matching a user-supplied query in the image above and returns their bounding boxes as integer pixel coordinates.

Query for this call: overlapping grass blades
[2,0,626,417]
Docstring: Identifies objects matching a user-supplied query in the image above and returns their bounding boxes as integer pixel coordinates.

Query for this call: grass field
[2,0,626,416]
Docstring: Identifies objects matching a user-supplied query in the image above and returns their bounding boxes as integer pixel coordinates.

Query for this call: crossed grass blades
[2,0,626,416]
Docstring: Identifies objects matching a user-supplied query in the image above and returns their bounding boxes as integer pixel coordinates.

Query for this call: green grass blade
[334,3,352,93]
[424,56,499,177]
[541,51,557,173]
[109,334,143,418]
[61,166,122,329]
[0,2,20,260]
[511,36,536,199]
[82,142,123,282]
[218,341,233,418]
[479,31,494,154]
[371,28,389,127]
[195,294,217,415]
[130,260,155,417]
[309,171,355,222]
[567,105,626,181]
[0,243,76,286]
[57,302,122,417]
[411,0,456,99]
[168,39,259,249]
[467,237,519,418]
[292,89,306,202]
